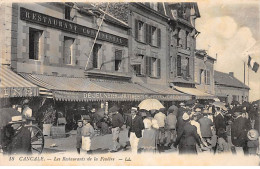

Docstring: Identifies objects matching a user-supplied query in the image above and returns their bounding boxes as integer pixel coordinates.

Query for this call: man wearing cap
[128,107,144,153]
[109,105,124,152]
[198,109,214,145]
[231,107,250,155]
[165,109,177,147]
[214,107,227,137]
[6,116,31,155]
[81,115,95,153]
[174,112,202,154]
[154,108,167,146]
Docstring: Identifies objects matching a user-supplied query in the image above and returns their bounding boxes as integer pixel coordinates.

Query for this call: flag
[248,55,259,73]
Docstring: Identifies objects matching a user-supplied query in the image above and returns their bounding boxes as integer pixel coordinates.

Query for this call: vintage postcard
[0,0,260,166]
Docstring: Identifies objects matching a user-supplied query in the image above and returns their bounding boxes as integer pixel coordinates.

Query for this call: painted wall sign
[53,91,191,101]
[20,7,128,47]
[0,87,39,98]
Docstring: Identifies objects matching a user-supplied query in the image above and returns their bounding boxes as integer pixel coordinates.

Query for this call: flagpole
[243,62,245,102]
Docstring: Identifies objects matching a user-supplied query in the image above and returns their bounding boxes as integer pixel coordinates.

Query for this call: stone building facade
[1,3,129,78]
[194,50,215,95]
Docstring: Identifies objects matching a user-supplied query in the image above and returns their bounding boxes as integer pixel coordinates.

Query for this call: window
[145,57,161,78]
[186,57,190,77]
[133,64,142,76]
[177,28,181,47]
[63,37,74,65]
[206,70,210,85]
[151,26,157,46]
[177,55,182,76]
[29,28,42,60]
[136,21,144,42]
[65,4,72,20]
[115,50,122,71]
[199,69,204,84]
[185,31,189,49]
[92,44,102,69]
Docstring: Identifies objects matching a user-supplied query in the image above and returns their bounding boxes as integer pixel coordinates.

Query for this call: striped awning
[174,86,215,99]
[20,73,191,102]
[0,66,39,98]
[136,83,191,101]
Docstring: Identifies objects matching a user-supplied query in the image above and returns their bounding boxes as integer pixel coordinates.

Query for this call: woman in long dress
[140,111,159,153]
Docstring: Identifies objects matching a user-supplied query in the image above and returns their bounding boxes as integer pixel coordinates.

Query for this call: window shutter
[186,58,189,77]
[157,28,161,47]
[145,56,149,76]
[145,24,149,44]
[177,56,182,76]
[135,19,138,40]
[187,33,191,49]
[204,70,207,84]
[149,57,152,76]
[157,59,161,78]
[148,25,152,45]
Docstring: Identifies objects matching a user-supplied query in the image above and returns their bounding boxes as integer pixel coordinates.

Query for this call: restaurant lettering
[0,87,39,98]
[53,91,191,101]
[20,7,128,47]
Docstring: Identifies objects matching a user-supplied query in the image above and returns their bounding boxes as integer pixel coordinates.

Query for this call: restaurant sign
[0,87,39,98]
[53,91,191,101]
[20,7,128,47]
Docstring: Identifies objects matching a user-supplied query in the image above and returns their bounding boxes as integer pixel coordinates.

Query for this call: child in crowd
[81,115,95,154]
[76,120,83,154]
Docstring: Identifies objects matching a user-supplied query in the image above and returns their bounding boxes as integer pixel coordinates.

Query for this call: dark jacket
[76,127,83,148]
[7,126,31,155]
[231,116,249,147]
[174,122,201,147]
[111,113,124,128]
[128,115,145,138]
[199,116,213,138]
[214,113,226,135]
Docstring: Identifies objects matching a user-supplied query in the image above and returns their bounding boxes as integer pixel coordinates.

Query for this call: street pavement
[43,126,178,154]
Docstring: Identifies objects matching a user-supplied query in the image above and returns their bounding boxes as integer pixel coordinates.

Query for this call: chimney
[229,72,234,77]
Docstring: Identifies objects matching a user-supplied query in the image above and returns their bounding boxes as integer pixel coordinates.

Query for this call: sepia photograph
[0,0,259,166]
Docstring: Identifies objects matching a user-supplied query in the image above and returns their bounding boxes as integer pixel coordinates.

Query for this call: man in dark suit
[214,107,227,136]
[128,107,144,153]
[6,116,31,155]
[174,113,202,154]
[231,107,250,155]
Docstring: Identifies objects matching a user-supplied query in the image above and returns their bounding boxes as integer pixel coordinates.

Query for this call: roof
[0,66,39,97]
[214,71,250,89]
[75,2,129,29]
[195,49,216,61]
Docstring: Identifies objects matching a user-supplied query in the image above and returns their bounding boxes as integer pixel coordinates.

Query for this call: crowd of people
[76,100,260,155]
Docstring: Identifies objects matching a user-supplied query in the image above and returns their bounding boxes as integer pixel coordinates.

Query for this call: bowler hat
[82,115,91,120]
[109,105,119,113]
[247,129,259,141]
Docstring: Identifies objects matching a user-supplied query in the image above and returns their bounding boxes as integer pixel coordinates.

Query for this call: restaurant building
[1,2,192,129]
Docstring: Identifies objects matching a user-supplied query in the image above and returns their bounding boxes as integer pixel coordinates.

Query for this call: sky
[195,0,260,102]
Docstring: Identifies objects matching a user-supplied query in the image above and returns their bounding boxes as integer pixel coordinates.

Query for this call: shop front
[20,73,191,132]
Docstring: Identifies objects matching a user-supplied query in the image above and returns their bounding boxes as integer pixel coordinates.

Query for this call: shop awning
[174,86,215,99]
[0,66,39,98]
[136,83,191,101]
[20,73,191,102]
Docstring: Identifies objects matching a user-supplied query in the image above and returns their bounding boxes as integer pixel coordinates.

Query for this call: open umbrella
[0,108,21,129]
[138,99,164,111]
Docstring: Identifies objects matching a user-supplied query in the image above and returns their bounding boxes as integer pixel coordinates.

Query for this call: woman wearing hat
[174,112,203,154]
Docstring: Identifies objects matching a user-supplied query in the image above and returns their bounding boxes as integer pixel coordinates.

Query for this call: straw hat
[9,115,26,124]
[247,129,259,141]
